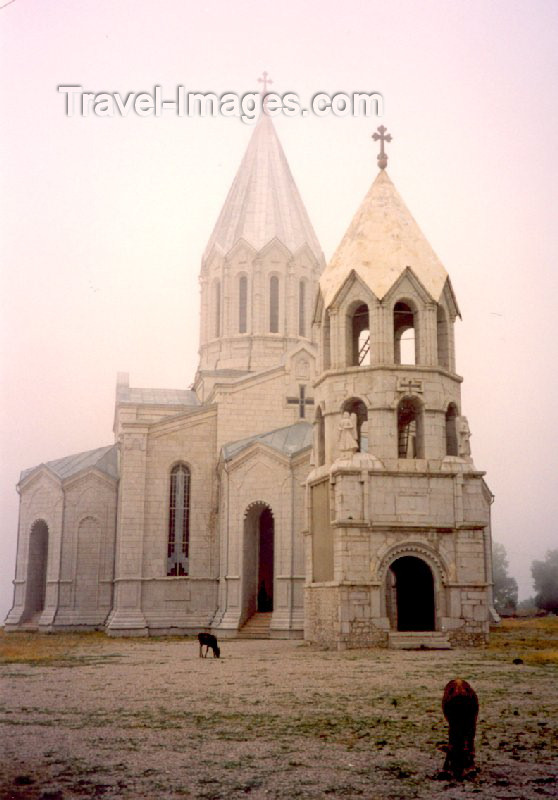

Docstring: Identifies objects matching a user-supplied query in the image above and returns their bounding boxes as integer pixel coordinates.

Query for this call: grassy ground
[0,619,556,799]
[487,616,558,665]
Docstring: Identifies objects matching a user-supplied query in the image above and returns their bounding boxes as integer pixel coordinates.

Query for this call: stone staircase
[388,631,452,650]
[236,612,272,639]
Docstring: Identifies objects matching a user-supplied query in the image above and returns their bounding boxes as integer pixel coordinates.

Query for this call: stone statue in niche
[338,411,358,455]
[457,416,472,458]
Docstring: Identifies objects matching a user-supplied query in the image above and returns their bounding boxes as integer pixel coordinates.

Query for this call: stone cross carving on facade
[397,377,423,394]
[287,384,314,419]
[372,125,392,170]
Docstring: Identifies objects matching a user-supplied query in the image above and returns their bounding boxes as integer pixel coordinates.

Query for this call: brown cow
[440,678,479,780]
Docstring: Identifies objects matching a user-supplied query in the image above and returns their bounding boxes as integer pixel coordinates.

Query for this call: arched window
[437,306,450,369]
[269,275,279,333]
[342,397,368,452]
[299,280,306,337]
[213,280,221,338]
[397,397,424,458]
[394,302,416,364]
[445,403,458,456]
[316,407,326,466]
[348,303,370,366]
[167,464,190,576]
[238,275,247,334]
[322,310,331,370]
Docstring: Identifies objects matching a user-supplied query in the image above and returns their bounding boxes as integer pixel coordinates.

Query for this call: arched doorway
[23,520,49,621]
[257,508,274,612]
[388,556,435,631]
[242,503,274,621]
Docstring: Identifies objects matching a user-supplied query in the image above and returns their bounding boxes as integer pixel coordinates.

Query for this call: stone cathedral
[5,115,496,648]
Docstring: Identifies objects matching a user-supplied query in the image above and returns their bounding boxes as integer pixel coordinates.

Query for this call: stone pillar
[329,309,340,368]
[377,303,391,364]
[106,428,148,635]
[422,303,437,366]
[448,318,457,373]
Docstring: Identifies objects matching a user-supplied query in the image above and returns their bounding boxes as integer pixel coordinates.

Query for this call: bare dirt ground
[0,621,557,800]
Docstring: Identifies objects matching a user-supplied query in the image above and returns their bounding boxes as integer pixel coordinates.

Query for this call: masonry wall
[216,446,309,636]
[199,241,322,374]
[55,473,117,627]
[5,473,62,629]
[212,349,318,452]
[139,409,219,632]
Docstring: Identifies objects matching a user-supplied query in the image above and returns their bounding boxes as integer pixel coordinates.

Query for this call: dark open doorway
[23,520,48,622]
[257,507,274,612]
[389,556,435,631]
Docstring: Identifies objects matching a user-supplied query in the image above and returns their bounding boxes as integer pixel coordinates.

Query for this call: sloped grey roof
[223,421,312,462]
[20,444,118,483]
[198,369,251,378]
[204,114,323,262]
[117,386,198,406]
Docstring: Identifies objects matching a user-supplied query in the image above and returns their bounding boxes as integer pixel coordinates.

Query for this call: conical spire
[319,169,454,309]
[204,114,322,261]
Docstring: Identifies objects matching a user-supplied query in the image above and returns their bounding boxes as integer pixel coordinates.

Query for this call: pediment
[382,266,435,307]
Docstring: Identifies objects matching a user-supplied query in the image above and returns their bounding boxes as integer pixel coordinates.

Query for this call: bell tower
[305,129,495,650]
[196,98,325,391]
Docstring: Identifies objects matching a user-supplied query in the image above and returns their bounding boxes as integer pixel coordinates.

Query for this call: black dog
[197,632,220,658]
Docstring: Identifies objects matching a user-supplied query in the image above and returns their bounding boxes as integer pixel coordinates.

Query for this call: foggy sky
[1,0,557,621]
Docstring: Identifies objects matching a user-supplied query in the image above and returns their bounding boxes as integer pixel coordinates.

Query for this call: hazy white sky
[1,0,557,621]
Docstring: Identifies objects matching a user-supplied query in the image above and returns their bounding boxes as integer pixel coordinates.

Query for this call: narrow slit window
[167,464,190,576]
[270,275,279,333]
[349,304,370,366]
[397,398,424,458]
[299,280,306,337]
[214,280,221,338]
[394,302,416,364]
[445,403,458,456]
[239,275,247,333]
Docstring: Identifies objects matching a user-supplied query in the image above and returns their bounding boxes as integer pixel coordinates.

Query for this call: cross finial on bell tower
[257,71,273,95]
[372,125,392,170]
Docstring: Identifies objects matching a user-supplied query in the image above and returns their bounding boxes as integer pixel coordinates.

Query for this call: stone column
[106,427,148,635]
[422,303,437,366]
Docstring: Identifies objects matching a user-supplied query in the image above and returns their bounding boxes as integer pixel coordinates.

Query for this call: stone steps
[236,612,272,639]
[388,631,452,650]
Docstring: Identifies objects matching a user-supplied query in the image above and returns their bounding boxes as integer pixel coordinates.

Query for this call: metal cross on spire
[257,71,273,95]
[372,125,392,170]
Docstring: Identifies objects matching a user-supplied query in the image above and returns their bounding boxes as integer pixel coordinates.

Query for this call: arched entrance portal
[23,520,49,622]
[257,507,274,611]
[242,503,274,622]
[387,556,435,631]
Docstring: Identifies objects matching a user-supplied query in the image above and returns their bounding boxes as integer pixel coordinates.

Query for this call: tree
[531,549,558,614]
[492,542,518,614]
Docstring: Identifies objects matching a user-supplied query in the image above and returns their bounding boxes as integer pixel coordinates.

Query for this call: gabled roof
[319,169,453,309]
[222,421,312,462]
[20,444,118,484]
[117,386,198,406]
[204,114,323,262]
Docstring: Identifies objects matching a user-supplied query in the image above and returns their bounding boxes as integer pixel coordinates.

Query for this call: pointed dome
[319,169,451,308]
[204,114,323,261]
